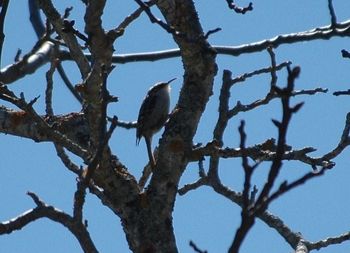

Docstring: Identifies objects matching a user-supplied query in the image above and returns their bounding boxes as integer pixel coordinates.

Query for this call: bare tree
[1,1,350,253]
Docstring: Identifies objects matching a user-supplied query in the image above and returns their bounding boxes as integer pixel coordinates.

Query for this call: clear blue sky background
[1,1,350,253]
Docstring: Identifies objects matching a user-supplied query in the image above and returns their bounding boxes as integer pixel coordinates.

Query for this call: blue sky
[1,1,350,253]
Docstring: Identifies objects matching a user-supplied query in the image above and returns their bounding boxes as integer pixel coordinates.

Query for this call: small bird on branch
[136,78,176,168]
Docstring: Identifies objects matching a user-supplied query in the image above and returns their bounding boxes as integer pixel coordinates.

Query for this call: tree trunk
[115,1,218,252]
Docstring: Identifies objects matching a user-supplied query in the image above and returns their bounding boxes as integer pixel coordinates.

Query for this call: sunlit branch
[0,191,98,253]
[76,19,350,64]
[0,41,55,84]
[4,20,350,84]
[0,85,89,159]
[307,232,350,251]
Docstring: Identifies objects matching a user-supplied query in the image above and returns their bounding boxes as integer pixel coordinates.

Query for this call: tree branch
[0,192,98,253]
[28,0,45,38]
[57,62,83,103]
[327,0,337,27]
[0,87,89,159]
[190,140,334,170]
[307,232,350,251]
[228,121,256,253]
[54,144,81,175]
[45,58,56,116]
[28,0,83,103]
[0,41,55,84]
[189,240,208,253]
[4,19,350,83]
[225,0,253,14]
[0,107,89,149]
[333,88,350,96]
[134,0,180,36]
[267,166,328,206]
[321,112,350,161]
[88,19,350,63]
[228,86,326,119]
[36,0,90,78]
[254,66,302,213]
[178,177,207,196]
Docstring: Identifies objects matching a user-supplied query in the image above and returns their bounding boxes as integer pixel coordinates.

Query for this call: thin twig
[178,153,208,195]
[207,69,232,180]
[45,59,56,116]
[189,240,208,253]
[62,6,73,19]
[204,27,222,39]
[267,167,328,205]
[321,112,350,161]
[267,46,278,87]
[133,0,180,36]
[327,0,337,27]
[254,66,302,213]
[307,232,350,250]
[228,121,256,253]
[54,144,81,175]
[231,61,291,86]
[228,87,326,119]
[57,63,83,103]
[107,0,156,41]
[178,177,207,196]
[225,0,253,14]
[333,89,350,96]
[62,19,89,43]
[239,121,253,212]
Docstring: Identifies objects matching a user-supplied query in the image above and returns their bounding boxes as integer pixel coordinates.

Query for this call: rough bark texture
[69,1,218,252]
[117,1,218,252]
[2,1,350,253]
[34,0,218,251]
[0,107,89,147]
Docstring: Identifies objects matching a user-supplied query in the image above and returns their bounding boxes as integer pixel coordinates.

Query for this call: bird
[136,78,176,168]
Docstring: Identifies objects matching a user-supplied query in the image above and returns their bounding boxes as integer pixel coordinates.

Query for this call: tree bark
[114,1,218,252]
[32,1,218,252]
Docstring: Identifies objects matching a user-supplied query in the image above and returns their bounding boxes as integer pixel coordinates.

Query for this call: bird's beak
[167,78,177,84]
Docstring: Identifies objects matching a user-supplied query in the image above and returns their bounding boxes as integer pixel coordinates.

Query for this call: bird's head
[149,78,176,94]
